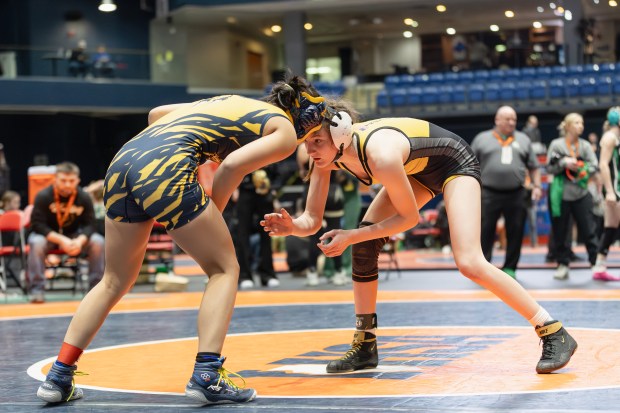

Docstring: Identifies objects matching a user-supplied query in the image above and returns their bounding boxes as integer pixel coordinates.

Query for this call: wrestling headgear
[280,90,327,143]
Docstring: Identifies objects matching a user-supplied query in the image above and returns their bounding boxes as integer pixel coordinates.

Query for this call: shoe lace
[215,367,247,391]
[540,336,556,360]
[65,371,88,402]
[340,339,363,361]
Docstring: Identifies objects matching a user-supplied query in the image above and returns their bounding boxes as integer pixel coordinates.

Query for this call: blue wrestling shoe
[37,361,84,403]
[185,357,257,405]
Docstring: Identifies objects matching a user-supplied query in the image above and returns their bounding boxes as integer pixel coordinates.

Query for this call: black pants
[549,194,599,266]
[481,187,526,270]
[235,190,276,285]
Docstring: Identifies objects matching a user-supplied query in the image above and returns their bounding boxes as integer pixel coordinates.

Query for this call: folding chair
[45,249,86,295]
[0,210,29,299]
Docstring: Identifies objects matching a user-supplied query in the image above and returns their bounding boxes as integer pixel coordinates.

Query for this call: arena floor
[2,246,620,412]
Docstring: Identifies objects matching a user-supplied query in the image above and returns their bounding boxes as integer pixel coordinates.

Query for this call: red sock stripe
[57,342,84,366]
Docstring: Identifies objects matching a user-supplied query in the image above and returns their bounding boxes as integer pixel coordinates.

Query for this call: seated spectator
[27,162,104,303]
[0,190,20,213]
[92,45,116,78]
[68,40,89,78]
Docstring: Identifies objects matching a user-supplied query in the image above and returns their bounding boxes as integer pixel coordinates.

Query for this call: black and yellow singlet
[334,118,480,198]
[103,95,289,230]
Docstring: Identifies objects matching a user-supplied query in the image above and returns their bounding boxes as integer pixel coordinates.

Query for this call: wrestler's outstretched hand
[261,208,293,236]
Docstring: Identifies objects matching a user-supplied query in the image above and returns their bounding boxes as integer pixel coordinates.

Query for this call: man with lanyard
[471,106,542,279]
[27,161,104,303]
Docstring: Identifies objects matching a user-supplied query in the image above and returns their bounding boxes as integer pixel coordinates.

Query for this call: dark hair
[263,70,320,111]
[56,161,80,176]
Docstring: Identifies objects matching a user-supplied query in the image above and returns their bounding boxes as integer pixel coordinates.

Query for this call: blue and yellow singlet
[103,95,289,230]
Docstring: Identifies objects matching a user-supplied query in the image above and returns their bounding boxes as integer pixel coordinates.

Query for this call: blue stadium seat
[598,62,616,74]
[548,78,566,98]
[520,67,536,79]
[467,83,485,102]
[596,75,612,96]
[578,76,598,96]
[472,70,489,82]
[613,74,620,95]
[567,65,584,76]
[551,66,569,78]
[377,90,389,107]
[529,80,547,100]
[428,73,445,84]
[515,81,530,100]
[384,75,400,90]
[450,84,467,103]
[484,82,501,101]
[438,85,453,104]
[406,87,423,106]
[499,82,516,100]
[535,66,552,80]
[444,72,459,84]
[390,88,408,107]
[421,86,440,104]
[504,68,521,81]
[565,77,581,98]
[488,69,505,81]
[413,73,430,86]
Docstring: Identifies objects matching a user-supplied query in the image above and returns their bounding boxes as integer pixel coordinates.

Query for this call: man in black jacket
[27,162,104,303]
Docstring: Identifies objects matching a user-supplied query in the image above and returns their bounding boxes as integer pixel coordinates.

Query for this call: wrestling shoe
[326,331,378,373]
[185,357,257,405]
[535,320,578,374]
[37,361,84,403]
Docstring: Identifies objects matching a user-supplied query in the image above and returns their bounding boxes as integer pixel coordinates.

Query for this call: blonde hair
[558,113,583,135]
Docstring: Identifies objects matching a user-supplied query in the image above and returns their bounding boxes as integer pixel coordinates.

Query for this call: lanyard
[53,186,77,234]
[565,137,579,158]
[493,131,514,147]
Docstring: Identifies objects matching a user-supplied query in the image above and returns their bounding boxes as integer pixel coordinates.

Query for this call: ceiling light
[436,4,447,12]
[610,0,618,6]
[533,21,542,28]
[226,16,237,24]
[271,25,282,33]
[98,0,117,12]
[404,18,413,25]
[446,27,456,35]
[549,2,556,9]
[490,24,499,31]
[403,31,413,38]
[495,44,507,52]
[372,17,383,24]
[537,6,544,12]
[564,10,572,19]
[593,0,599,3]
[304,22,313,30]
[505,10,515,18]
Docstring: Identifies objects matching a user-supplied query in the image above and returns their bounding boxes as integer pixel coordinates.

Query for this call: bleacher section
[377,63,619,115]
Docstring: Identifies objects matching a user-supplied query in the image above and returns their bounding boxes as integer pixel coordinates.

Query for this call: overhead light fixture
[533,21,542,28]
[505,10,515,18]
[537,6,544,12]
[403,31,413,38]
[610,0,618,6]
[98,0,117,12]
[304,22,313,30]
[436,4,447,12]
[271,25,282,33]
[446,27,456,35]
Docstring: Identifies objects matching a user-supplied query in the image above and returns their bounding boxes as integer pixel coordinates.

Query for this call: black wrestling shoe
[326,331,378,373]
[535,320,578,374]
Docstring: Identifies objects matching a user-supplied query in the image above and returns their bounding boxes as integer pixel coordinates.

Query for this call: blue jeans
[27,233,105,294]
